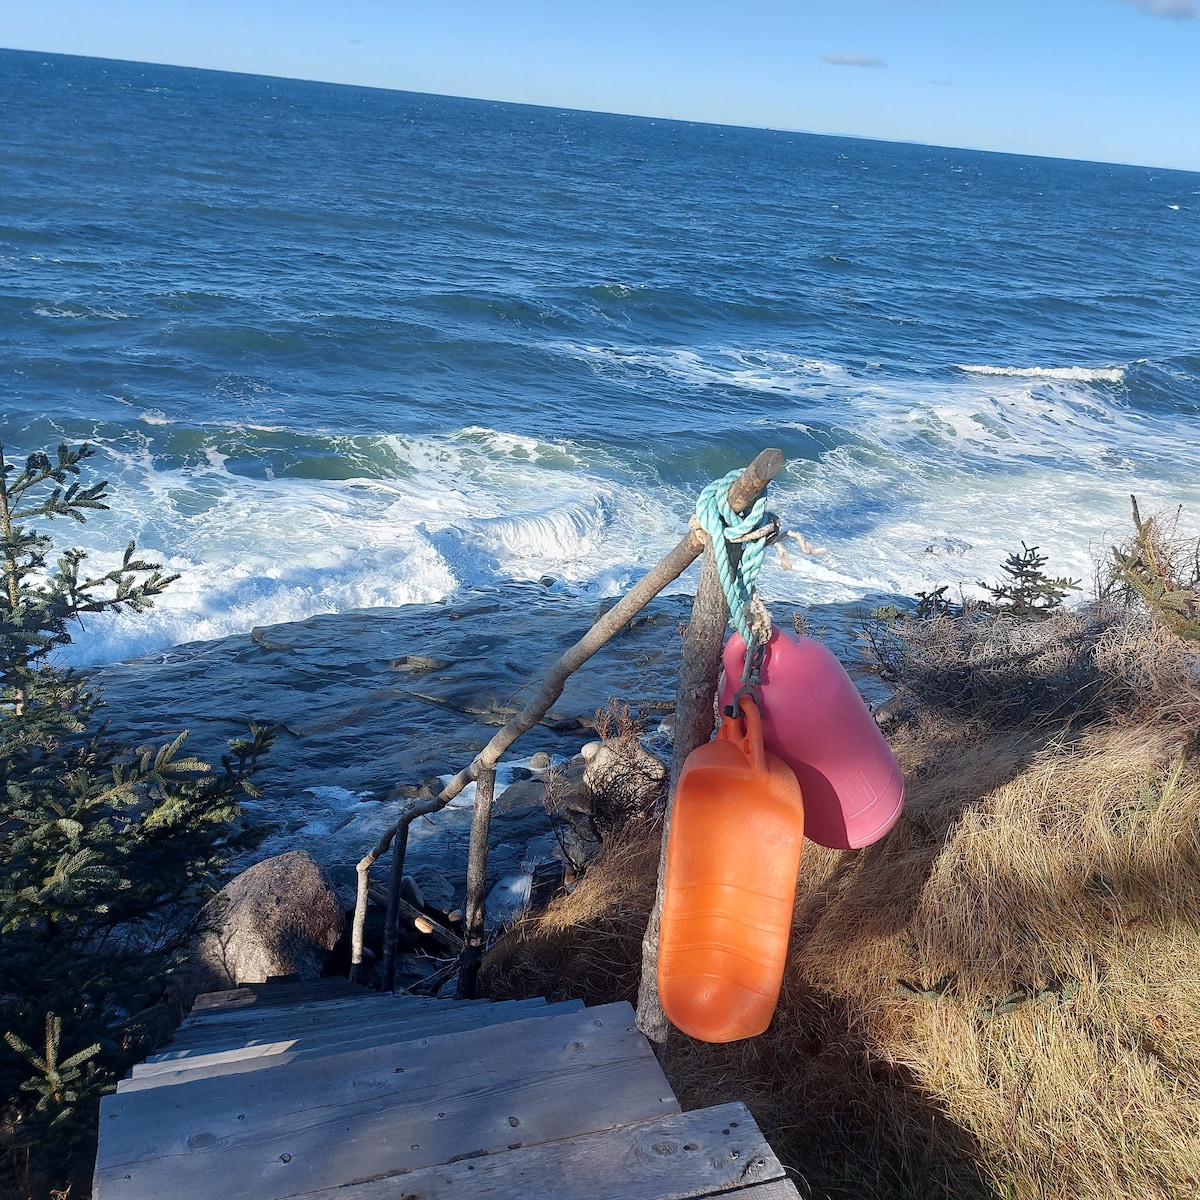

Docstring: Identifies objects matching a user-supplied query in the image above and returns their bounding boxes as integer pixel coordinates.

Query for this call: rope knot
[694,469,774,645]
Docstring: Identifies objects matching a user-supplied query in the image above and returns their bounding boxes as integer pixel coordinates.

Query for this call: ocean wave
[33,303,136,321]
[955,363,1126,384]
[564,342,846,395]
[418,495,615,587]
[49,431,650,667]
[44,410,1198,674]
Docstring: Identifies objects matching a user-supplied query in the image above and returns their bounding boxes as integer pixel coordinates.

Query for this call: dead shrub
[1106,497,1200,642]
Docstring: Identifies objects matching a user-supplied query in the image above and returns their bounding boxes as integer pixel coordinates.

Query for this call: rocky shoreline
[90,584,876,987]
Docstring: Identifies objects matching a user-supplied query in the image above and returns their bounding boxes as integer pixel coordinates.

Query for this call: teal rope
[694,468,770,644]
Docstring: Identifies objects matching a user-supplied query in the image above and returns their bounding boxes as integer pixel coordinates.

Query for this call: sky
[3,0,1199,172]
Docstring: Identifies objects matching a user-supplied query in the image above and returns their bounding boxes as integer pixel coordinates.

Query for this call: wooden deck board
[121,1000,587,1091]
[152,998,537,1058]
[189,979,363,1014]
[282,1101,790,1200]
[723,1181,805,1198]
[94,1002,678,1200]
[170,994,447,1040]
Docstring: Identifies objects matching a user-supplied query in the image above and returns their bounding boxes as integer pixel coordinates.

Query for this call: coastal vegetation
[483,502,1200,1200]
[0,444,272,1196]
[4,440,1197,1200]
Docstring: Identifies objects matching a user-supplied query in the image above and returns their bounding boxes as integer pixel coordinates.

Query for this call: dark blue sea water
[4,48,1199,666]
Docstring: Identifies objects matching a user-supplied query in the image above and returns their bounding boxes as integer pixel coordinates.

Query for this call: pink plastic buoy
[720,629,904,849]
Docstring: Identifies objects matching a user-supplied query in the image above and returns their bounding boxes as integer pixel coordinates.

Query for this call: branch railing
[350,449,785,1029]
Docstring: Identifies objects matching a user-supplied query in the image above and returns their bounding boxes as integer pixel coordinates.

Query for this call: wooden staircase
[93,979,801,1199]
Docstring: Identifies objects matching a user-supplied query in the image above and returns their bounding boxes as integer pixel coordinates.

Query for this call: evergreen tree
[981,542,1079,617]
[0,443,273,1187]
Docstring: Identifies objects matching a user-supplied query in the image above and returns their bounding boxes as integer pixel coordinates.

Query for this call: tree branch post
[379,820,411,992]
[456,768,496,999]
[634,448,785,1052]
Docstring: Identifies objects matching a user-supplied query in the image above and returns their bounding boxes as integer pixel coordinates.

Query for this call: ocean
[3,47,1200,671]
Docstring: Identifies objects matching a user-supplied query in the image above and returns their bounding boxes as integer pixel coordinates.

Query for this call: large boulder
[188,850,344,990]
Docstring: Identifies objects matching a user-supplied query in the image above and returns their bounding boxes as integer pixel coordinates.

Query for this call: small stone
[390,654,451,673]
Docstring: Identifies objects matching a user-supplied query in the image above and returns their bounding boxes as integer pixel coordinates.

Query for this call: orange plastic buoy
[657,696,804,1043]
[720,630,904,850]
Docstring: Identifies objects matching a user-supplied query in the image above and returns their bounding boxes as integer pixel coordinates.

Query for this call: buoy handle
[719,693,768,775]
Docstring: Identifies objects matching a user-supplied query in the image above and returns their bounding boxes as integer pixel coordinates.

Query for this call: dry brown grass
[483,824,660,1008]
[481,611,1200,1200]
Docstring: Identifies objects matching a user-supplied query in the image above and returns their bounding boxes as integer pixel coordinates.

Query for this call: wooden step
[120,999,587,1091]
[278,1101,801,1200]
[175,990,445,1035]
[156,995,454,1055]
[188,977,364,1015]
[157,996,553,1059]
[93,1001,677,1200]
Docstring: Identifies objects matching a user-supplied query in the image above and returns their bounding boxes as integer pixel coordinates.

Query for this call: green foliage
[979,542,1079,617]
[4,1013,101,1133]
[0,442,273,1188]
[1108,496,1200,642]
[870,587,962,625]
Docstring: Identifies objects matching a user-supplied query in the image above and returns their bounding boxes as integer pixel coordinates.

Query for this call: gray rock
[582,740,667,815]
[187,850,344,992]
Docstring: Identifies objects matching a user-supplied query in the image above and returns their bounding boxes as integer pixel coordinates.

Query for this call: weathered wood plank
[140,999,567,1075]
[723,1180,804,1198]
[124,1040,300,1086]
[189,978,362,1015]
[94,1002,679,1200]
[157,997,450,1054]
[283,1101,784,1200]
[121,1000,586,1091]
[177,991,437,1033]
[159,998,551,1059]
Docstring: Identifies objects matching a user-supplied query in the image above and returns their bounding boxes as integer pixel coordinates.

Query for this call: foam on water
[52,427,670,666]
[565,342,847,397]
[956,364,1127,384]
[51,353,1194,670]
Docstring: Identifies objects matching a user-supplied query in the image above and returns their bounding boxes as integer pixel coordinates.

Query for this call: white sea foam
[839,368,1165,472]
[50,428,663,667]
[564,342,845,396]
[956,363,1126,384]
[34,304,134,321]
[46,361,1200,671]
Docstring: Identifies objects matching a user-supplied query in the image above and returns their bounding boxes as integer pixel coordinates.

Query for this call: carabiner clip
[723,634,766,719]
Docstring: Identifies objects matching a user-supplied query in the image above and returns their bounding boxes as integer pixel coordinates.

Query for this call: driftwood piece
[397,896,464,954]
[635,450,784,1049]
[349,449,785,983]
[456,768,496,999]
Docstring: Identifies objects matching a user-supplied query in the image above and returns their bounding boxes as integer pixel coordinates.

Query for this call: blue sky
[4,1,1198,171]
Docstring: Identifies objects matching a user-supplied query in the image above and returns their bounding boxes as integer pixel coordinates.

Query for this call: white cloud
[821,54,888,68]
[1120,0,1197,18]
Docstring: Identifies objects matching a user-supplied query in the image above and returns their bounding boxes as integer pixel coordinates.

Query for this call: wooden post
[635,449,784,1052]
[380,822,410,992]
[456,768,496,999]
